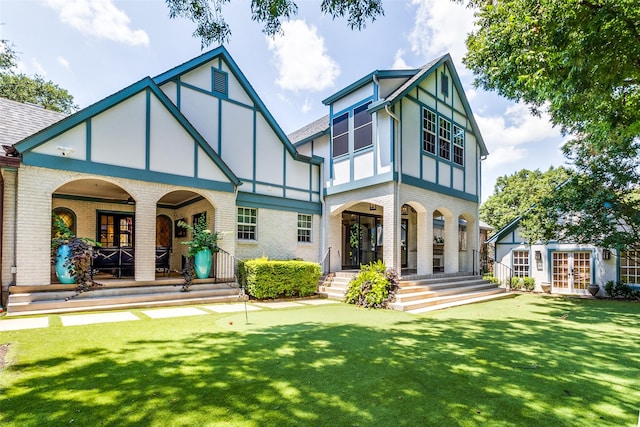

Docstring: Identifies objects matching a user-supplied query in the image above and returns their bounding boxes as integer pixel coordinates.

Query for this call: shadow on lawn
[2,298,639,426]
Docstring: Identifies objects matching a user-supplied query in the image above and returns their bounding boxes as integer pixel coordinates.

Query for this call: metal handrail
[212,248,242,288]
[484,256,513,288]
[319,247,331,275]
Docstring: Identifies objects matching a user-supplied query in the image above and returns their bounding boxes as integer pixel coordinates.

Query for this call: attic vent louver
[212,69,228,95]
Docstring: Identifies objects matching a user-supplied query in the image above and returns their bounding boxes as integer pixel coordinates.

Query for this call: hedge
[238,258,321,299]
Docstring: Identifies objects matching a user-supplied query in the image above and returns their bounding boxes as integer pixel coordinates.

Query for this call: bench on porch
[91,247,171,278]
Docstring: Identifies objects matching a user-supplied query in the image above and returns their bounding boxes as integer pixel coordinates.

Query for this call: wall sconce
[535,251,542,262]
[401,205,408,215]
[369,203,376,211]
[603,249,611,260]
[57,146,75,157]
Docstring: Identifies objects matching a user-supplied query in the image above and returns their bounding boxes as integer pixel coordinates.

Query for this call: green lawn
[1,295,639,426]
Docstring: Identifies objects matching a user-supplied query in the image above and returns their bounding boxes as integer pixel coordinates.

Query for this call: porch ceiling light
[126,197,135,205]
[369,204,376,211]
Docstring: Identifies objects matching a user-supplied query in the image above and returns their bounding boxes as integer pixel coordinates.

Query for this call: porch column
[327,213,341,272]
[466,219,479,274]
[134,198,156,281]
[382,199,399,271]
[416,210,432,275]
[444,213,459,273]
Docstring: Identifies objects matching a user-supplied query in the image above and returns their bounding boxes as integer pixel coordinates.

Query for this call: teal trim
[324,172,394,196]
[252,109,257,192]
[236,178,319,196]
[322,69,419,105]
[282,147,287,197]
[15,76,241,187]
[54,193,133,205]
[24,153,236,193]
[86,118,91,161]
[154,46,320,166]
[486,217,522,244]
[179,80,252,111]
[145,89,151,170]
[193,139,199,177]
[176,78,181,109]
[401,174,479,203]
[616,249,621,283]
[236,192,321,215]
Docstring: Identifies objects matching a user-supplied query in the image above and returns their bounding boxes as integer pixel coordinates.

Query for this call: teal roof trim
[14,76,241,186]
[385,54,489,157]
[322,69,419,105]
[153,46,321,166]
[236,191,321,215]
[486,216,522,244]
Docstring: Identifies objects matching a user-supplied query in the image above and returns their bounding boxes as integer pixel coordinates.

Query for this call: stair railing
[485,256,513,288]
[213,248,242,288]
[319,247,331,276]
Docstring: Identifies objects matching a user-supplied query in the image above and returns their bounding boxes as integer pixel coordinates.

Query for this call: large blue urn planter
[55,244,75,284]
[194,248,212,279]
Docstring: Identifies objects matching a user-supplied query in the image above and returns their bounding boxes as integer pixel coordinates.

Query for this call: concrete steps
[6,279,244,316]
[318,271,510,313]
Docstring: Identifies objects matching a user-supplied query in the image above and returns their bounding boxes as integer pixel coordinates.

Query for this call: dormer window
[353,102,372,151]
[212,69,228,96]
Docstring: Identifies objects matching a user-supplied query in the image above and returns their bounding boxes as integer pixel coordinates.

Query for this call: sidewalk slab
[297,299,339,306]
[141,307,208,319]
[0,317,49,331]
[252,301,304,309]
[203,304,262,313]
[61,312,139,326]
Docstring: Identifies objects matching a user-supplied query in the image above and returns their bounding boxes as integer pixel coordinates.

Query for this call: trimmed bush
[239,258,321,299]
[511,276,535,291]
[604,281,640,300]
[345,261,399,309]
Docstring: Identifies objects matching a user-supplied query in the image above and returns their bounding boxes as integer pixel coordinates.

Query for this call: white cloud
[30,58,47,76]
[391,49,412,69]
[57,56,70,69]
[302,98,312,113]
[44,0,149,46]
[267,20,340,92]
[408,0,475,70]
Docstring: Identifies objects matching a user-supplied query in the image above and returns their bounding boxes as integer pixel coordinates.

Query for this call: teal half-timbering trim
[15,76,241,188]
[158,195,205,210]
[237,178,320,198]
[154,46,320,166]
[324,171,394,196]
[24,153,236,193]
[85,118,92,161]
[401,174,478,203]
[322,69,419,105]
[252,109,257,193]
[145,89,151,170]
[236,192,321,215]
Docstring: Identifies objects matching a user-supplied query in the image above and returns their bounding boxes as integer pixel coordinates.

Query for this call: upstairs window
[212,69,228,95]
[237,207,257,240]
[297,214,312,243]
[441,73,449,97]
[332,112,349,157]
[422,109,437,154]
[453,125,464,165]
[353,102,372,151]
[439,117,451,160]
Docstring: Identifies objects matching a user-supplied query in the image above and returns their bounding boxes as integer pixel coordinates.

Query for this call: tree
[480,166,572,233]
[165,0,384,47]
[465,0,640,248]
[0,39,77,113]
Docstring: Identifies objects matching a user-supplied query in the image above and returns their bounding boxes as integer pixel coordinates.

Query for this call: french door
[552,251,591,292]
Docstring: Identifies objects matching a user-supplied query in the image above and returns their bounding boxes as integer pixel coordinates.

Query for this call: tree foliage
[465,0,640,248]
[0,39,77,113]
[480,166,572,233]
[165,0,384,47]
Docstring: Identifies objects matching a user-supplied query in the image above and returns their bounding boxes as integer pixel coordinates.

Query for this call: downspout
[385,103,401,271]
[0,171,3,306]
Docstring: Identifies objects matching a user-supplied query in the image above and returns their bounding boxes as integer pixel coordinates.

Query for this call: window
[52,208,76,237]
[441,73,449,97]
[332,112,349,157]
[237,207,257,240]
[212,69,227,95]
[513,250,530,277]
[422,109,436,154]
[98,213,134,247]
[353,102,372,151]
[621,249,640,284]
[453,125,464,165]
[297,214,312,243]
[439,117,451,160]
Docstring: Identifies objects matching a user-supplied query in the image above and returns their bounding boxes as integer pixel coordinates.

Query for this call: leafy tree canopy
[466,0,640,248]
[165,0,384,47]
[480,166,572,233]
[0,39,77,114]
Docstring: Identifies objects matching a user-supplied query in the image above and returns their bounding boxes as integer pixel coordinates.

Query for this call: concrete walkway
[0,299,339,332]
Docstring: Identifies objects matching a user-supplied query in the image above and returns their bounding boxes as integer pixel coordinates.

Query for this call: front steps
[6,278,244,317]
[318,272,511,313]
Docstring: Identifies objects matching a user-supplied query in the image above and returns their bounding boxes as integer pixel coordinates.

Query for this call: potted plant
[178,215,221,282]
[51,212,101,294]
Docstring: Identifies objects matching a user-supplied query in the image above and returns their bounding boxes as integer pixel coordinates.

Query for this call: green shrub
[483,274,500,284]
[604,281,640,300]
[511,276,535,291]
[239,258,321,299]
[345,261,399,309]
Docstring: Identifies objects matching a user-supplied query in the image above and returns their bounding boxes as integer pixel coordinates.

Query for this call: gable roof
[14,77,241,187]
[486,216,522,244]
[289,115,329,146]
[154,46,322,165]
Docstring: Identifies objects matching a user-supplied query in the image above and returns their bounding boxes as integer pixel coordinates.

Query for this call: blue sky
[1,0,567,201]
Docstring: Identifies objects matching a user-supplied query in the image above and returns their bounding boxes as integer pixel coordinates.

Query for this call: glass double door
[98,213,134,248]
[552,251,591,291]
[342,212,382,269]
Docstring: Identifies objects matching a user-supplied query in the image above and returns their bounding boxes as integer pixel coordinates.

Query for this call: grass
[1,295,639,426]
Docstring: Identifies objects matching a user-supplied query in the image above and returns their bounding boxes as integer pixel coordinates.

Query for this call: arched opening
[433,210,446,272]
[339,201,383,269]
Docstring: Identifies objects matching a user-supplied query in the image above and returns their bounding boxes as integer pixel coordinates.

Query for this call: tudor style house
[0,47,488,306]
